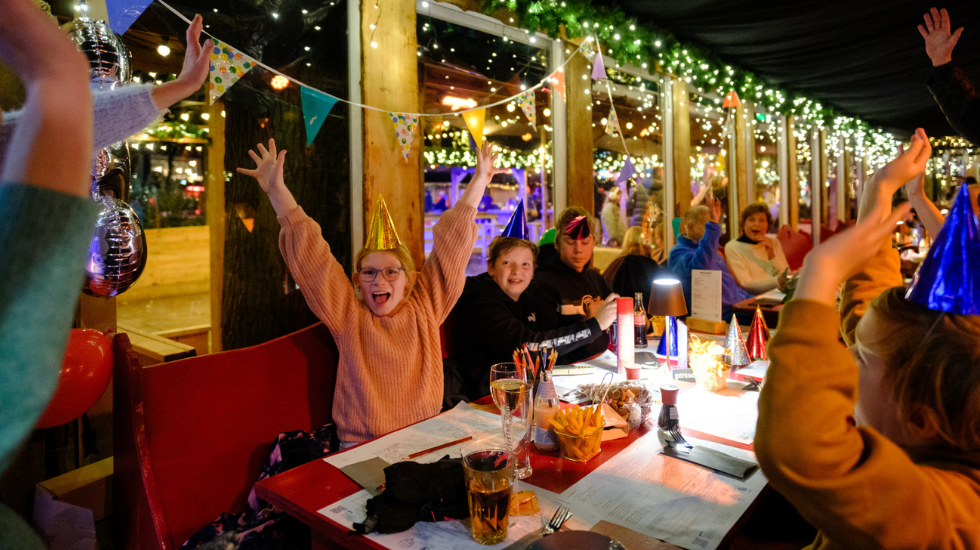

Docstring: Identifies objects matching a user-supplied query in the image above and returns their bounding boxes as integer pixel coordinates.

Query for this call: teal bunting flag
[301,87,339,146]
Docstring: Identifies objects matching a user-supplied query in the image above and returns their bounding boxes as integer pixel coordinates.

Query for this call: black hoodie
[532,252,612,362]
[448,273,602,400]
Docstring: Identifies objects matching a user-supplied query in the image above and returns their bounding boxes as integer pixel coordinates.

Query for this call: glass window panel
[689,90,729,235]
[794,121,813,223]
[417,15,554,252]
[752,111,780,231]
[591,67,666,259]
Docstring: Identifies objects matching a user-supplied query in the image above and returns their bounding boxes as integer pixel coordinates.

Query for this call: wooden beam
[786,116,799,229]
[672,78,692,217]
[362,0,423,265]
[207,99,225,353]
[565,43,593,216]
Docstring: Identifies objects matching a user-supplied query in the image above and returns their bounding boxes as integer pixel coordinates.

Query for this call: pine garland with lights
[485,0,897,165]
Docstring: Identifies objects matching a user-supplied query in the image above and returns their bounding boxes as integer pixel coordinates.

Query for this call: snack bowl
[555,420,605,463]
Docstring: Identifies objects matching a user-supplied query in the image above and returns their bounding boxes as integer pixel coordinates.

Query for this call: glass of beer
[462,448,514,545]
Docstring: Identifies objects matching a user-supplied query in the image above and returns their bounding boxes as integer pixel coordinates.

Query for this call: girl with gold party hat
[237,139,507,444]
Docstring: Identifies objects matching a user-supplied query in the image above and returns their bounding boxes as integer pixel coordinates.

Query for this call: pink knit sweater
[278,204,477,442]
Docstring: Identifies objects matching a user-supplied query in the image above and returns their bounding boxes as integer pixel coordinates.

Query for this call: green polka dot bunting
[209,40,258,105]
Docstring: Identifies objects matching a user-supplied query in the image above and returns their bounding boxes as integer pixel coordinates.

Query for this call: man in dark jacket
[449,237,617,399]
[533,207,616,363]
[919,8,980,145]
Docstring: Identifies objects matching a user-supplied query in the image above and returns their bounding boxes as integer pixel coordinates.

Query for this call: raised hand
[151,15,215,109]
[706,193,722,224]
[236,139,297,215]
[237,139,286,193]
[918,8,963,67]
[859,128,931,223]
[459,140,510,208]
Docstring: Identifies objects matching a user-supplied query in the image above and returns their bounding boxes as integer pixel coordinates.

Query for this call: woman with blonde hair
[602,226,667,308]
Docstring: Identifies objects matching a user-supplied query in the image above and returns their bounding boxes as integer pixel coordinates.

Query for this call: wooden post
[672,78,692,217]
[820,129,830,225]
[362,0,423,265]
[207,99,225,353]
[565,44,593,216]
[786,116,799,229]
[732,101,751,237]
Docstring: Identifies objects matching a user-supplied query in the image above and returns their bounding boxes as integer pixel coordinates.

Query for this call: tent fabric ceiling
[606,0,980,138]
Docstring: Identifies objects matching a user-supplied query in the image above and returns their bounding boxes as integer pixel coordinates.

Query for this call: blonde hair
[621,226,651,257]
[354,244,417,294]
[867,287,980,451]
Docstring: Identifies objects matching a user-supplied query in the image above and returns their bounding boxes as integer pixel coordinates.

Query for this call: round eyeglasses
[358,267,405,282]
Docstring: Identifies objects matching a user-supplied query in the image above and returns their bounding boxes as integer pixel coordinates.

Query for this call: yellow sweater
[278,204,477,443]
[756,243,980,549]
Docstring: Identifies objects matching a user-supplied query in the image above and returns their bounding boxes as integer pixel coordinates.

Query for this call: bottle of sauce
[533,370,560,451]
[617,297,634,376]
[634,292,648,348]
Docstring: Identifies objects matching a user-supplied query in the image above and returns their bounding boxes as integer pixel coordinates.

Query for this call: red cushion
[777,225,812,270]
[115,323,338,550]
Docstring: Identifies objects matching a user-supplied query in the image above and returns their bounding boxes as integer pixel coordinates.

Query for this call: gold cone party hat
[365,196,401,251]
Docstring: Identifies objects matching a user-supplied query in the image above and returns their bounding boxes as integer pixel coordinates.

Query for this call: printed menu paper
[691,270,723,323]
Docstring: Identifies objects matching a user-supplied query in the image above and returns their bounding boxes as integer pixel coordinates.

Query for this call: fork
[542,505,572,535]
[669,428,693,449]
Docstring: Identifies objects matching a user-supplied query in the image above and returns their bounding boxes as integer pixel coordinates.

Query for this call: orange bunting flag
[462,108,486,149]
[723,90,741,108]
[548,69,566,104]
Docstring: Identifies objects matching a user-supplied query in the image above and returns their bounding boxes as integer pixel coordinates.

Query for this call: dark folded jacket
[928,61,980,145]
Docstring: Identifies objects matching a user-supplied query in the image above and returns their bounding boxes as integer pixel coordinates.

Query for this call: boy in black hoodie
[449,237,617,400]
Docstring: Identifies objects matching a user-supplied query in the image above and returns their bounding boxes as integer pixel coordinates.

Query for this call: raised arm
[756,130,963,546]
[237,140,356,331]
[420,141,508,320]
[905,171,945,239]
[919,9,980,144]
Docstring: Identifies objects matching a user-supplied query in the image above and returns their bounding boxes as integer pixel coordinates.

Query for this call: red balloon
[36,329,113,429]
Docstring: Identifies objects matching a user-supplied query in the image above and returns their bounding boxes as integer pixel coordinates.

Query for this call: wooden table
[255,396,763,550]
[732,296,782,329]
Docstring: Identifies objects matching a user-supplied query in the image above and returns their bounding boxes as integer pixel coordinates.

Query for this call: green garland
[486,0,896,166]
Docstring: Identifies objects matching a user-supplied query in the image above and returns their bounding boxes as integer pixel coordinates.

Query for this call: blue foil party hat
[501,200,529,239]
[906,183,980,314]
[656,316,678,357]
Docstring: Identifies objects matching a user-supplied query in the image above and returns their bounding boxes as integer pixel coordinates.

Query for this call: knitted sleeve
[277,205,360,333]
[0,184,100,476]
[0,85,162,171]
[418,204,478,323]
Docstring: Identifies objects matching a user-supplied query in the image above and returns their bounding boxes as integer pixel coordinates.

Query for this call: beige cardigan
[723,237,789,294]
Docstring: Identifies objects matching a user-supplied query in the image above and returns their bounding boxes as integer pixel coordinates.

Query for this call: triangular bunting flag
[605,104,621,137]
[548,69,566,104]
[580,40,596,61]
[723,90,741,108]
[516,91,536,128]
[301,87,338,147]
[388,113,419,162]
[906,182,980,313]
[209,40,256,104]
[616,156,637,185]
[106,0,153,35]
[462,108,486,149]
[592,51,607,80]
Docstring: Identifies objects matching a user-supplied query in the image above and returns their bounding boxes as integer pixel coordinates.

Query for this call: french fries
[550,405,605,462]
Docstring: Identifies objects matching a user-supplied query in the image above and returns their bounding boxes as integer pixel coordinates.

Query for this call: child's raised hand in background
[236,139,297,215]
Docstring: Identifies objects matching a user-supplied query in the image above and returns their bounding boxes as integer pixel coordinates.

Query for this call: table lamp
[649,278,688,376]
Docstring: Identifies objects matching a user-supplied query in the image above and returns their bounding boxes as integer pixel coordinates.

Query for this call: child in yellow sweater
[237,140,508,443]
[756,128,980,549]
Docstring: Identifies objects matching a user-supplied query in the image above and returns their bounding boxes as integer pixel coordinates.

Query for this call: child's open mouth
[372,292,391,306]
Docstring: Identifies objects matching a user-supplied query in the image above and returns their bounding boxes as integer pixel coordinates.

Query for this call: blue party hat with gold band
[501,200,529,239]
[365,196,400,251]
[906,183,980,314]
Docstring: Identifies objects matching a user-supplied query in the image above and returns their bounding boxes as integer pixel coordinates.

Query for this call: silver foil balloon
[91,140,131,203]
[82,197,147,297]
[65,17,132,89]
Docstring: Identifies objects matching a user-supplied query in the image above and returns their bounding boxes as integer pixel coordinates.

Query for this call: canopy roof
[609,0,980,138]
